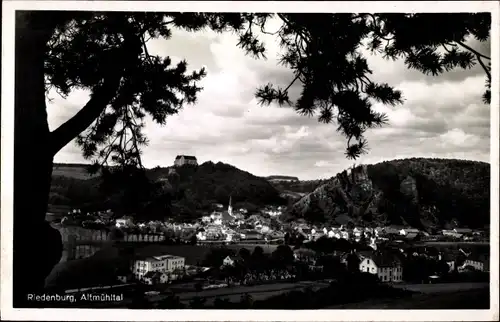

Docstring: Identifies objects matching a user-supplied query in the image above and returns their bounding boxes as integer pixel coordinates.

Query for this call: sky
[47,16,491,180]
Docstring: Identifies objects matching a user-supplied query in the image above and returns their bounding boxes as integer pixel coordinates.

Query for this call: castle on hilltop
[174,155,198,167]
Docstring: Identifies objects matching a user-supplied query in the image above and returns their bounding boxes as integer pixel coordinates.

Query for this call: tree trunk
[13,12,62,307]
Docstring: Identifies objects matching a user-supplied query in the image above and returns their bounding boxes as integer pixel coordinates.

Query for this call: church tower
[228,195,233,216]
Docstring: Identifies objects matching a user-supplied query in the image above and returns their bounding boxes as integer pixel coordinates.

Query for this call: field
[52,163,98,180]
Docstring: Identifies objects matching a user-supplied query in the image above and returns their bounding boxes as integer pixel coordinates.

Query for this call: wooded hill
[286,158,490,230]
[50,161,285,221]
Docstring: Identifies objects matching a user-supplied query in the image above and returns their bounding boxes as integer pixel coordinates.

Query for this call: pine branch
[50,65,123,155]
[477,56,491,81]
[456,41,490,60]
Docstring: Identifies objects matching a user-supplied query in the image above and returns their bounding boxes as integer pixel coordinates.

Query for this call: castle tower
[228,195,233,216]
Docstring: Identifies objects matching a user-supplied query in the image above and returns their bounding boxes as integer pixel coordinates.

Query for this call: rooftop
[175,155,197,160]
[136,254,185,262]
[366,252,402,268]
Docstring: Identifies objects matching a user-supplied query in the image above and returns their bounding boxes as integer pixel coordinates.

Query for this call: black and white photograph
[1,1,498,320]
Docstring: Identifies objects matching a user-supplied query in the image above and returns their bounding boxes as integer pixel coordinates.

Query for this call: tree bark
[13,12,140,306]
[13,12,63,307]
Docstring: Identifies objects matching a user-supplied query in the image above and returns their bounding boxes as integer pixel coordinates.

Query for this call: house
[404,232,420,241]
[385,226,404,235]
[359,252,403,283]
[340,230,350,240]
[439,252,458,273]
[293,248,317,263]
[299,228,313,240]
[116,268,134,283]
[327,229,337,238]
[174,155,198,167]
[368,237,378,250]
[143,271,169,285]
[222,255,242,267]
[242,230,263,240]
[115,216,134,228]
[269,231,285,239]
[399,228,420,236]
[442,229,463,239]
[462,253,490,272]
[353,227,364,237]
[259,225,271,234]
[373,227,385,238]
[453,228,473,235]
[201,216,212,224]
[132,254,186,280]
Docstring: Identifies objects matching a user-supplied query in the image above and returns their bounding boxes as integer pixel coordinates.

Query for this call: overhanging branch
[456,41,490,60]
[49,21,143,156]
[477,56,491,81]
[49,66,124,156]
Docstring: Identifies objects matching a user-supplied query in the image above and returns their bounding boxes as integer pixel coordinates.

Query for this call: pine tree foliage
[42,12,490,172]
[252,13,490,159]
[38,12,491,194]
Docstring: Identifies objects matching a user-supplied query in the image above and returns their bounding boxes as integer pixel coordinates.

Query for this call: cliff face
[289,158,490,230]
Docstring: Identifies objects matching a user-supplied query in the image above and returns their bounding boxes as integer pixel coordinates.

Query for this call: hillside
[157,162,286,217]
[49,161,285,220]
[265,175,300,181]
[269,179,327,195]
[287,158,490,230]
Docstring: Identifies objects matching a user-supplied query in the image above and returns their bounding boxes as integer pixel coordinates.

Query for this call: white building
[201,216,212,224]
[132,255,185,281]
[210,212,223,225]
[115,216,134,228]
[174,155,198,167]
[359,253,403,283]
[399,228,420,236]
[353,227,363,237]
[369,237,378,250]
[222,256,238,266]
[196,231,207,241]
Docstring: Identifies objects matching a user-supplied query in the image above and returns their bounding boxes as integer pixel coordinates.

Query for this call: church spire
[228,195,233,216]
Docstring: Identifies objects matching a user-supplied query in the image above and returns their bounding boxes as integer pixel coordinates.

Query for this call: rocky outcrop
[291,165,377,224]
[289,158,490,230]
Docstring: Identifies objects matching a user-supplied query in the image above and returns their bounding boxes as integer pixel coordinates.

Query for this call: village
[49,192,490,308]
[45,155,491,307]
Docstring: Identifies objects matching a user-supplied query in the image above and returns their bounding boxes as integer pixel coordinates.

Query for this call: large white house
[359,253,403,283]
[132,254,185,281]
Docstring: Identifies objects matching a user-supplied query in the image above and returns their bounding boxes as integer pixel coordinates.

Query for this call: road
[62,281,490,308]
[158,281,489,306]
[150,280,330,305]
[392,281,489,294]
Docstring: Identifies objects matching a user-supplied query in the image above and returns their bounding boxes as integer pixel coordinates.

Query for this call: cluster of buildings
[194,197,285,242]
[291,222,487,246]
